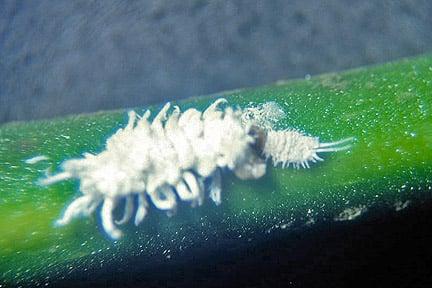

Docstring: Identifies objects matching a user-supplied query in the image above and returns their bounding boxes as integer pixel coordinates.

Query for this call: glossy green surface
[1,55,431,285]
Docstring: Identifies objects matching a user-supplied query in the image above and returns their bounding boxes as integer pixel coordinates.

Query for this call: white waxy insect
[41,98,352,239]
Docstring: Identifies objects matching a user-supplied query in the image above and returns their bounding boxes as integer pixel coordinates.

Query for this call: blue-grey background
[1,0,432,123]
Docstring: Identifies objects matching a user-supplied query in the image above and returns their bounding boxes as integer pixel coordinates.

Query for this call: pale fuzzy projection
[41,98,352,239]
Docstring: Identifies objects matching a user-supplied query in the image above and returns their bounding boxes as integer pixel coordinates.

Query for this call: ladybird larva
[41,98,352,239]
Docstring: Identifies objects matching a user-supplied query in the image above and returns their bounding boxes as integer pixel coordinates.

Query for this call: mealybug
[41,98,352,239]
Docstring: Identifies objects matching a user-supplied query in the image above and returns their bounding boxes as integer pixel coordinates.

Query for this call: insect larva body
[42,98,352,239]
[263,130,353,168]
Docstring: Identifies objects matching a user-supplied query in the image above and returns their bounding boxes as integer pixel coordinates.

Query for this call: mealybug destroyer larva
[41,98,353,239]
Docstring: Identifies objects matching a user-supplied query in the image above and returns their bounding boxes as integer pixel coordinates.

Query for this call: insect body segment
[263,130,353,169]
[42,98,352,239]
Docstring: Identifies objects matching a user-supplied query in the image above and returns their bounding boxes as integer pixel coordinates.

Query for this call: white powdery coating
[43,98,262,239]
[42,98,353,240]
[241,101,286,129]
[263,130,321,169]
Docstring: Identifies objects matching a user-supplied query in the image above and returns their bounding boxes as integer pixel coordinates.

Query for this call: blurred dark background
[1,0,432,123]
